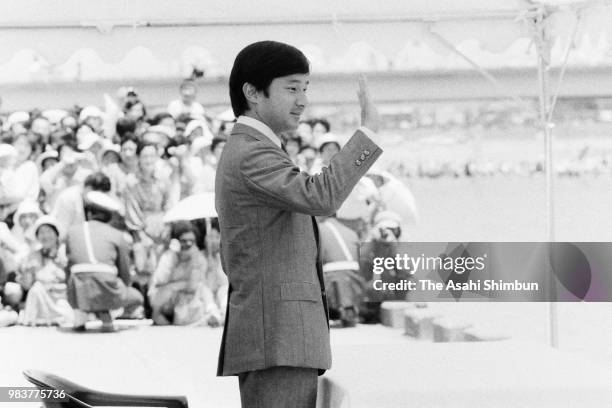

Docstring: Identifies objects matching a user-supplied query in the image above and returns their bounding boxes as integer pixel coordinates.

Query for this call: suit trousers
[238,366,318,408]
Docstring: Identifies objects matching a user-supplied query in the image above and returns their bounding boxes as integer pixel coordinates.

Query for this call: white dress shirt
[236,116,282,148]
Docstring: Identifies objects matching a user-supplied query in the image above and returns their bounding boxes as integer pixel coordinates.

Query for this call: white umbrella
[163,192,216,223]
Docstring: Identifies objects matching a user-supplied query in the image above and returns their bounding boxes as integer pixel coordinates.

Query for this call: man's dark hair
[119,132,139,147]
[84,204,113,223]
[312,118,331,133]
[116,117,137,138]
[84,172,111,193]
[283,134,302,149]
[136,140,157,156]
[299,144,317,154]
[123,99,147,119]
[170,220,196,240]
[229,41,310,117]
[211,136,227,152]
[150,112,174,126]
[57,142,78,159]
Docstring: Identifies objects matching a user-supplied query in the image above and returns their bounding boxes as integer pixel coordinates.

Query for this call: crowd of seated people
[0,79,405,330]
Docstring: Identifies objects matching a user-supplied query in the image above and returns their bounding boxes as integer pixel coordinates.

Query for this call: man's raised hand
[358,76,380,133]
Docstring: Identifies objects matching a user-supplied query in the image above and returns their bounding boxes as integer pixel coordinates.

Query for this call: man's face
[31,118,51,139]
[121,140,137,163]
[13,136,32,163]
[300,148,316,166]
[61,116,77,131]
[254,73,309,134]
[181,86,197,105]
[37,225,58,250]
[126,104,145,121]
[19,212,38,230]
[138,145,158,174]
[159,117,176,130]
[59,146,79,177]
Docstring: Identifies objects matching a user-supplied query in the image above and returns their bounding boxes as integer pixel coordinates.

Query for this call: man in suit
[216,40,382,408]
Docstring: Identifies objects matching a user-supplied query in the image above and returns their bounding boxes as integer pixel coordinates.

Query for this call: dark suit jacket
[216,122,382,376]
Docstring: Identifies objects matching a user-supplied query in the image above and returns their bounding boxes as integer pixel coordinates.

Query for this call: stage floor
[2,311,612,407]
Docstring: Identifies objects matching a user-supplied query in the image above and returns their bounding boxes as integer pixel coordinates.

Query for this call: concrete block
[464,327,510,342]
[403,307,441,340]
[0,310,17,327]
[380,301,412,328]
[433,317,473,342]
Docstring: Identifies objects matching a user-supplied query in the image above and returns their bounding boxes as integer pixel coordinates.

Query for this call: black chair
[23,369,188,407]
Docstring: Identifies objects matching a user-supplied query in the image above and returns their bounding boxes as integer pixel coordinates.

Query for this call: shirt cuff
[358,126,380,145]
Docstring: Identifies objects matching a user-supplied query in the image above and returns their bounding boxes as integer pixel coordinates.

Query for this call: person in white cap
[3,111,29,134]
[309,133,341,174]
[65,191,143,332]
[10,200,42,251]
[78,106,104,135]
[17,215,72,326]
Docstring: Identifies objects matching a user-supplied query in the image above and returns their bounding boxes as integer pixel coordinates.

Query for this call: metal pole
[534,11,558,349]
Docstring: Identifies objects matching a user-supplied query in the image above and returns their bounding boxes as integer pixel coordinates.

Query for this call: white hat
[184,120,208,137]
[147,125,176,140]
[77,128,102,151]
[78,106,103,122]
[84,191,121,214]
[41,109,68,124]
[316,133,341,151]
[6,111,30,127]
[0,144,17,158]
[15,200,42,218]
[215,108,235,122]
[191,136,213,155]
[33,215,62,238]
[373,211,402,229]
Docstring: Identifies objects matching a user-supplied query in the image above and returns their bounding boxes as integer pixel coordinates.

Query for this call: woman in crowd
[11,133,40,202]
[17,216,72,326]
[148,221,206,325]
[11,200,42,251]
[200,221,228,325]
[124,141,179,285]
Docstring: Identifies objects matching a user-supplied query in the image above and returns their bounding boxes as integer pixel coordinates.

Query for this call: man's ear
[243,83,259,106]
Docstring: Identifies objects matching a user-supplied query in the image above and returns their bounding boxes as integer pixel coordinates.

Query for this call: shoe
[340,307,358,328]
[71,325,86,332]
[101,323,116,333]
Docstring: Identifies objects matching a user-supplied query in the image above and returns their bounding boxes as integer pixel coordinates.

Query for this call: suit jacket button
[364,150,371,156]
[360,153,366,160]
[355,159,362,166]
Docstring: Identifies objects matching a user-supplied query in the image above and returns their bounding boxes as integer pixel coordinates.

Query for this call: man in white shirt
[215,40,382,408]
[166,80,206,119]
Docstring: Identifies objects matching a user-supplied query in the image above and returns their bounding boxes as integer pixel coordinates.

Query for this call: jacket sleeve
[239,129,383,216]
